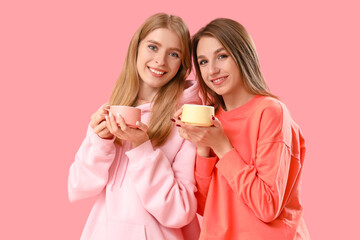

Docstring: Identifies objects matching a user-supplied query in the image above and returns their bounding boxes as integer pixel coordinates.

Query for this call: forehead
[142,28,182,50]
[197,37,224,56]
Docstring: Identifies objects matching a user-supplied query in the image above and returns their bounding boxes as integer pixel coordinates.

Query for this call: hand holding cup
[173,104,233,158]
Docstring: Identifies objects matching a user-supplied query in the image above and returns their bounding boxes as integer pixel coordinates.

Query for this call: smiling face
[136,28,182,100]
[196,36,244,99]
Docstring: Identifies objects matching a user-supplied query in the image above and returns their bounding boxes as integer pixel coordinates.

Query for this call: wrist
[99,134,114,140]
[132,136,149,148]
[197,146,210,157]
[213,140,233,159]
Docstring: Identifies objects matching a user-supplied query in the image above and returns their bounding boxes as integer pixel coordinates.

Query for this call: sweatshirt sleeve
[125,139,198,228]
[216,103,295,223]
[68,124,116,202]
[194,154,218,216]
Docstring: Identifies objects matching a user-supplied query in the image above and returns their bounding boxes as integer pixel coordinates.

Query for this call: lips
[148,67,166,77]
[210,76,228,85]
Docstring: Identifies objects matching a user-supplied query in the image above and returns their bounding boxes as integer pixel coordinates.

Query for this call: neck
[223,88,255,111]
[138,82,158,102]
[136,99,151,106]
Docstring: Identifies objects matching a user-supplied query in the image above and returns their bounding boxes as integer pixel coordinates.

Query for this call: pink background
[1,0,359,239]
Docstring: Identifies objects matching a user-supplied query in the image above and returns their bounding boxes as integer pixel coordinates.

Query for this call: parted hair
[109,13,192,146]
[191,18,277,110]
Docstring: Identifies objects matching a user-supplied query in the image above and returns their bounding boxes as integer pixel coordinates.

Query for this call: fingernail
[176,124,181,127]
[212,115,215,120]
[171,118,176,122]
[178,117,181,120]
[105,116,108,120]
[109,112,112,117]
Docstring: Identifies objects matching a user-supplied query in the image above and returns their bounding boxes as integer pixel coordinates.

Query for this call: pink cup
[109,105,141,128]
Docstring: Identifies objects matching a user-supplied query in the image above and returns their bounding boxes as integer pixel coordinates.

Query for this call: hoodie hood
[179,79,202,106]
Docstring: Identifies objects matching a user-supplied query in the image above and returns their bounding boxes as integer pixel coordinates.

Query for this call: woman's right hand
[90,104,113,139]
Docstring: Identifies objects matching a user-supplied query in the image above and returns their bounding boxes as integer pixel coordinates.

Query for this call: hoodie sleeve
[194,155,218,216]
[68,124,116,202]
[215,103,298,223]
[125,139,198,228]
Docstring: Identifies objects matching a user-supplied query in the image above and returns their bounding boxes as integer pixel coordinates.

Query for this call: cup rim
[110,105,140,110]
[182,104,214,109]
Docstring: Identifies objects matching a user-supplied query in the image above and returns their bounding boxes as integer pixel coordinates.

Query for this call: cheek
[169,60,181,73]
[135,60,140,74]
[137,48,151,64]
[200,70,211,86]
[136,51,143,68]
[200,68,208,80]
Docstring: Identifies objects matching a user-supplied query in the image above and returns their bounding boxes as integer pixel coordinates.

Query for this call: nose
[209,61,220,76]
[155,52,166,66]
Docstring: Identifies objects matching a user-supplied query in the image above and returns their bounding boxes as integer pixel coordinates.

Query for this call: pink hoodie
[68,80,201,240]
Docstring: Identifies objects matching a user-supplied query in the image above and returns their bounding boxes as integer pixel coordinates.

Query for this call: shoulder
[257,96,286,121]
[256,97,293,142]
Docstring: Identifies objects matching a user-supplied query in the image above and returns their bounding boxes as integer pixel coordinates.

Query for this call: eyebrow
[197,47,225,59]
[147,40,182,53]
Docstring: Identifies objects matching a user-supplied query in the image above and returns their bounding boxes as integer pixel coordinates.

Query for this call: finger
[98,103,110,115]
[105,113,118,133]
[179,124,199,141]
[175,118,188,128]
[173,107,183,121]
[177,124,199,141]
[91,110,108,127]
[98,128,112,138]
[110,112,121,131]
[90,113,101,127]
[116,114,128,131]
[179,122,196,131]
[93,120,107,134]
[97,112,108,124]
[105,115,111,132]
[106,114,126,139]
[136,121,148,132]
[102,103,110,112]
[211,115,222,128]
[178,127,189,140]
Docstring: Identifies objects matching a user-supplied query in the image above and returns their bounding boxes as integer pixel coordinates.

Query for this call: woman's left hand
[106,112,149,148]
[173,109,233,159]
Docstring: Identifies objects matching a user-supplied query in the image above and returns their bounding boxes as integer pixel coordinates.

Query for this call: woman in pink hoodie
[68,13,201,240]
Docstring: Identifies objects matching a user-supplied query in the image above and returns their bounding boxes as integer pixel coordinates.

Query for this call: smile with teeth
[149,67,166,75]
[211,76,227,83]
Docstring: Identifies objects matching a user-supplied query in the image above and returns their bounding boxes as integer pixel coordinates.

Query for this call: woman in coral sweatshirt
[174,18,310,239]
[68,13,201,240]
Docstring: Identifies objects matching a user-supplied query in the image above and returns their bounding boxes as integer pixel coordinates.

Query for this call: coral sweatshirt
[68,80,201,240]
[196,95,310,240]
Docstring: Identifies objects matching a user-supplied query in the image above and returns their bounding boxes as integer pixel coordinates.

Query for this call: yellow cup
[181,104,214,127]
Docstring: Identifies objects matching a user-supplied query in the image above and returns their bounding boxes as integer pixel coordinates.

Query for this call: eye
[199,60,207,65]
[218,54,228,59]
[170,52,179,58]
[148,45,157,51]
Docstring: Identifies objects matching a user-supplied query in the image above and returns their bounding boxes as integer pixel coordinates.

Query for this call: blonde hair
[192,18,277,110]
[109,13,191,146]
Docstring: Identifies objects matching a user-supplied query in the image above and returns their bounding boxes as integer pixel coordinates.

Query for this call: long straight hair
[192,18,277,110]
[109,13,191,146]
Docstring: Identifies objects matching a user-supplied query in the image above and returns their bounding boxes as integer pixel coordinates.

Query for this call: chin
[212,88,225,96]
